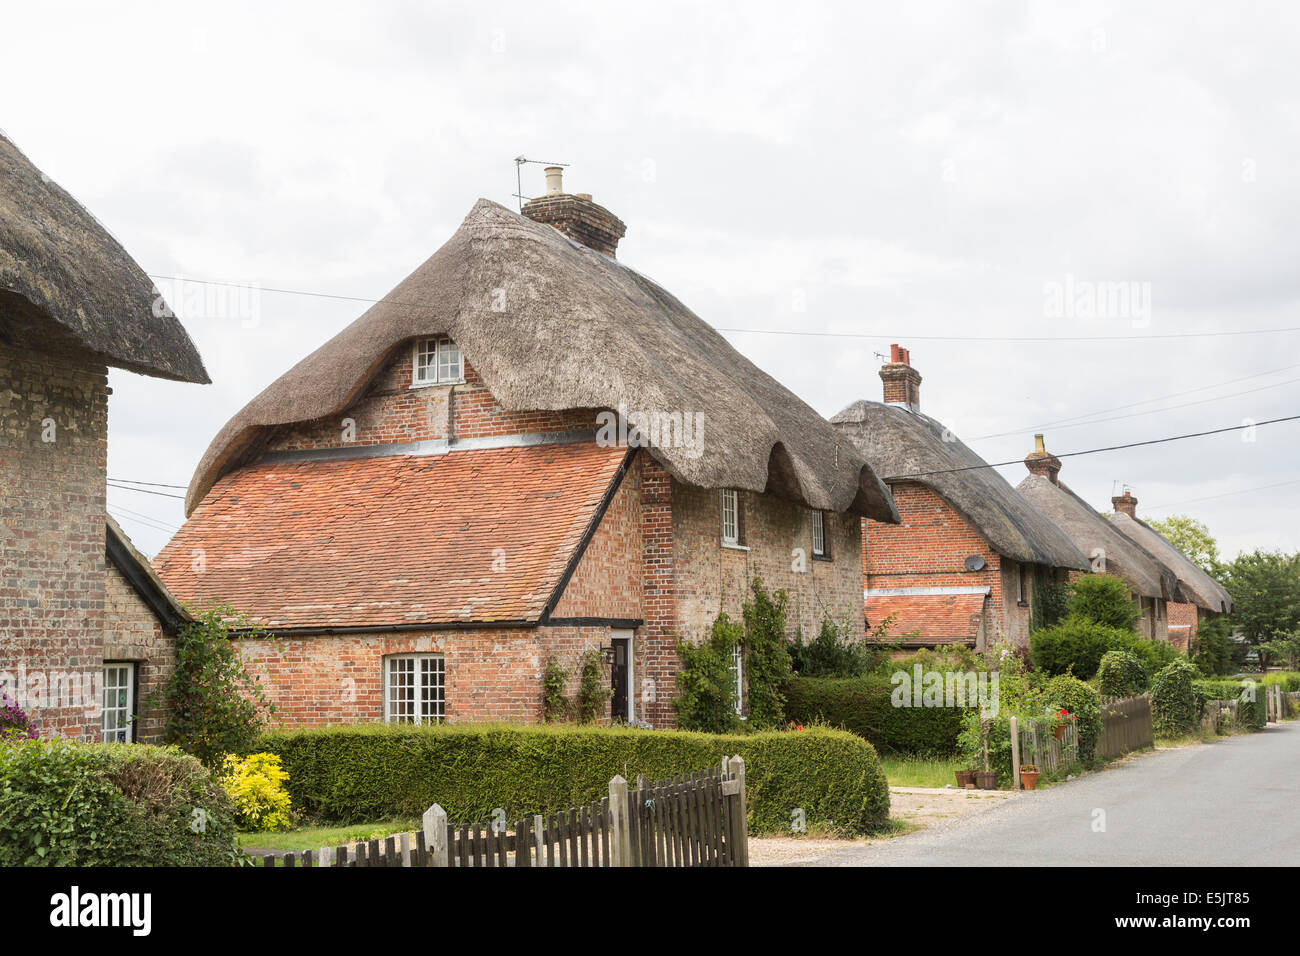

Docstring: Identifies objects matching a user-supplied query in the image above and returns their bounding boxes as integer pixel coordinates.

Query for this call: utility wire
[146,273,1300,344]
[970,363,1300,439]
[885,413,1300,481]
[1143,478,1300,513]
[106,480,186,500]
[106,478,189,489]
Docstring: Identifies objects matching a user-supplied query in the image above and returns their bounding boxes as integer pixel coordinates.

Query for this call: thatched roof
[183,199,898,521]
[1016,475,1185,601]
[1106,512,1235,613]
[0,131,208,383]
[831,401,1089,569]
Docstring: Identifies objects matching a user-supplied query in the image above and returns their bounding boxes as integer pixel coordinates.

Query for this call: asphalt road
[809,722,1300,866]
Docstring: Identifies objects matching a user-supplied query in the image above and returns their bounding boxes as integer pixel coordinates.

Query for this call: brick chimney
[521,166,627,258]
[1024,433,1062,485]
[879,344,922,412]
[1112,486,1138,518]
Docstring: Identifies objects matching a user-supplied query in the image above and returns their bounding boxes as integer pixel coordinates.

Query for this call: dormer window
[413,337,462,386]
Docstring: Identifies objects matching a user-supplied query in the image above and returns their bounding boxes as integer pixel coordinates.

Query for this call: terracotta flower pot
[974,771,998,790]
[955,770,975,788]
[1020,769,1040,790]
[1053,724,1067,740]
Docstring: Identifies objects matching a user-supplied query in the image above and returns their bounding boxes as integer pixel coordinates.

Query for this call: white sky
[4,1,1297,560]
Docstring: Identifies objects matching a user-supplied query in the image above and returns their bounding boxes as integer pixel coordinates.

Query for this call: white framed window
[101,663,135,743]
[721,489,740,545]
[384,654,445,724]
[731,645,745,717]
[412,337,462,386]
[811,510,827,558]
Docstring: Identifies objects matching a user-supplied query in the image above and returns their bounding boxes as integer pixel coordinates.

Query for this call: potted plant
[1052,708,1076,740]
[1019,764,1041,790]
[973,719,998,789]
[955,768,976,788]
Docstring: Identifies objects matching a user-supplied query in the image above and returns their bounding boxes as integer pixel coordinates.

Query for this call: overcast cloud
[4,0,1297,559]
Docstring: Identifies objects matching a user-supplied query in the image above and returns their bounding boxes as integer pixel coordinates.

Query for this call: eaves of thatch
[0,131,208,383]
[831,400,1089,570]
[183,199,899,522]
[1106,512,1235,613]
[1017,474,1186,602]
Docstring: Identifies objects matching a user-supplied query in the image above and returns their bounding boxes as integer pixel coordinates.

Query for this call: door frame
[610,629,634,723]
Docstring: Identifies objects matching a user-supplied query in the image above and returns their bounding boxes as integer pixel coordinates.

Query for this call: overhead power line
[886,413,1300,481]
[1143,477,1300,513]
[107,478,188,489]
[107,480,186,500]
[145,273,1300,344]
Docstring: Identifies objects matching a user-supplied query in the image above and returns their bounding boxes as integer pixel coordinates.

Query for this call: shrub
[1150,659,1199,737]
[541,658,569,722]
[0,692,37,742]
[1192,615,1236,676]
[153,605,277,768]
[1096,650,1147,698]
[791,615,880,678]
[785,674,971,756]
[1032,570,1070,630]
[1067,574,1142,631]
[675,613,744,734]
[1126,637,1180,683]
[1041,674,1103,764]
[219,752,293,832]
[1030,616,1133,679]
[575,651,609,724]
[0,739,240,866]
[740,578,793,729]
[259,723,890,835]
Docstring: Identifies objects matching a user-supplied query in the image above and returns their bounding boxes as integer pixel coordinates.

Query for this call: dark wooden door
[610,636,630,722]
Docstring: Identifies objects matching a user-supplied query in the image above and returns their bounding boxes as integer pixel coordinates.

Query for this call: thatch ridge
[0,131,208,383]
[1105,512,1235,613]
[831,400,1089,569]
[183,199,898,521]
[1016,474,1185,601]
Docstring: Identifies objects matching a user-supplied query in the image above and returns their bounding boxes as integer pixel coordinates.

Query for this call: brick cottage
[0,131,206,742]
[1104,488,1234,653]
[830,346,1089,650]
[1017,435,1187,644]
[155,171,899,729]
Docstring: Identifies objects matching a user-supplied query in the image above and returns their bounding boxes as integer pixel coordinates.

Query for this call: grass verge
[238,817,419,854]
[879,755,962,788]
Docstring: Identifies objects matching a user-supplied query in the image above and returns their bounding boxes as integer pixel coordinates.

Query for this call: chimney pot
[544,166,564,196]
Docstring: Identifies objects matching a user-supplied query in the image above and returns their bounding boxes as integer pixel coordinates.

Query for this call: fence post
[1009,716,1021,789]
[726,755,749,867]
[423,803,449,867]
[609,775,631,867]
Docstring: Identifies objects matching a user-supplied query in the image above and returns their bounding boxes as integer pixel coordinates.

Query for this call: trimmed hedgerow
[784,675,969,756]
[258,722,890,835]
[0,739,241,866]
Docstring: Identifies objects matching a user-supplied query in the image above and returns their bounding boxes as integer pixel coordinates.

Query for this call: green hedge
[1030,618,1178,683]
[258,723,890,835]
[1151,660,1199,737]
[784,675,969,756]
[0,739,240,866]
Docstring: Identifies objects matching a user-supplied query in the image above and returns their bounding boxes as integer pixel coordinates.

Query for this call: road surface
[804,722,1300,866]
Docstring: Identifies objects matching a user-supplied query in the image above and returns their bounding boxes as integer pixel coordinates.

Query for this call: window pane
[438,339,461,382]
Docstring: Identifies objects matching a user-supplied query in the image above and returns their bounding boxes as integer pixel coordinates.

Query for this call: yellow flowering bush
[220,752,293,832]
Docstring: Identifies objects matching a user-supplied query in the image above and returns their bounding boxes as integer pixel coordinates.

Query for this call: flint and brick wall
[0,342,107,740]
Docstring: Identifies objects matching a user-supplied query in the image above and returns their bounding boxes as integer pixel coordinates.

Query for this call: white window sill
[409,379,465,390]
[721,541,749,552]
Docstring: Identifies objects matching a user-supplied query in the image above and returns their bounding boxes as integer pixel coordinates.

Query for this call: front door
[610,631,632,723]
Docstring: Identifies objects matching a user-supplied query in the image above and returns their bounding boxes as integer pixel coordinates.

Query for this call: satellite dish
[963,555,986,572]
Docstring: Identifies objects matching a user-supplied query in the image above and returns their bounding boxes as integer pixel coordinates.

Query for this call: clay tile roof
[154,442,629,630]
[0,131,208,383]
[182,199,896,522]
[867,592,985,647]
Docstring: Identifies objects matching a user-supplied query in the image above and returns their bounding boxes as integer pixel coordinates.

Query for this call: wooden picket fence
[1016,716,1078,775]
[1097,694,1154,759]
[254,756,748,868]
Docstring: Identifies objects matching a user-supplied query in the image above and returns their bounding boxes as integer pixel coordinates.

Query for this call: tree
[1066,574,1141,632]
[1147,515,1220,573]
[1220,550,1300,647]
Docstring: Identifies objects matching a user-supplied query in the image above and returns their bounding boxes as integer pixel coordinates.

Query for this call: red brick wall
[640,456,676,726]
[237,624,627,727]
[1168,601,1199,654]
[104,564,175,743]
[862,481,1055,649]
[264,348,598,452]
[0,342,107,740]
[551,456,643,621]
